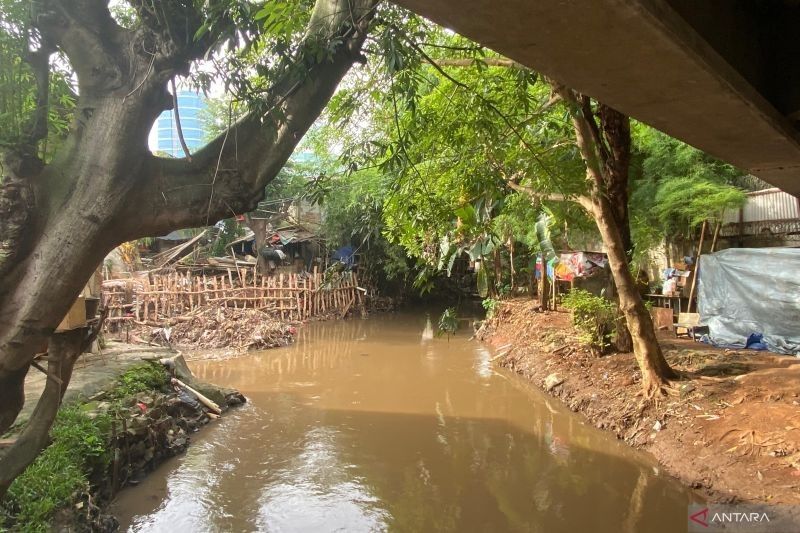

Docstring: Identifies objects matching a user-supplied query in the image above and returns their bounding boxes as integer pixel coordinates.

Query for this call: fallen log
[171,378,222,414]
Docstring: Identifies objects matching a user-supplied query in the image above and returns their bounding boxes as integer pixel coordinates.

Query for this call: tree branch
[122,0,378,239]
[505,178,593,212]
[23,43,54,148]
[549,82,605,188]
[0,329,84,500]
[170,79,193,161]
[33,0,130,96]
[580,94,610,163]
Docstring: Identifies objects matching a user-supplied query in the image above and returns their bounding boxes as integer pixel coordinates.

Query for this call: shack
[228,224,326,274]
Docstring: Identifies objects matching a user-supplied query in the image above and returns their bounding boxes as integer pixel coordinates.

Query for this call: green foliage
[653,177,746,233]
[110,362,169,399]
[481,298,499,318]
[436,307,459,339]
[0,0,75,157]
[3,405,111,532]
[631,126,748,239]
[561,289,618,356]
[312,20,593,294]
[199,95,248,142]
[302,136,414,291]
[211,218,245,257]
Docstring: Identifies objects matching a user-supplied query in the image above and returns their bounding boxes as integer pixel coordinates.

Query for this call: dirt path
[478,298,800,505]
[19,342,175,426]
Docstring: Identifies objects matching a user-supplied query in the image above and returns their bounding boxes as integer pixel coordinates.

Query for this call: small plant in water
[437,307,459,340]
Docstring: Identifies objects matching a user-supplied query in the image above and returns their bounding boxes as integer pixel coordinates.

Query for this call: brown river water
[110,310,698,532]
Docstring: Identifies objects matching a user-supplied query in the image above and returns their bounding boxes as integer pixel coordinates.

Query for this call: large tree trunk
[588,193,677,396]
[0,0,375,498]
[553,84,676,397]
[596,104,635,353]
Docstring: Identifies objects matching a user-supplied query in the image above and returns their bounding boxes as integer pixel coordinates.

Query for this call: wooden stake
[710,220,722,253]
[261,275,266,309]
[279,273,284,320]
[341,294,355,319]
[687,220,707,313]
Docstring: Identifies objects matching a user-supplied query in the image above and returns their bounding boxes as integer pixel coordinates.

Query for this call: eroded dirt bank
[478,298,800,505]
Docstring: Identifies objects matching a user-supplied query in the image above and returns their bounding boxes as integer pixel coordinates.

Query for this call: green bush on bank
[482,298,499,319]
[561,289,619,356]
[2,362,169,531]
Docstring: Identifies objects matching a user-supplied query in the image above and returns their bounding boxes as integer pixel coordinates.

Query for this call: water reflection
[111,311,696,532]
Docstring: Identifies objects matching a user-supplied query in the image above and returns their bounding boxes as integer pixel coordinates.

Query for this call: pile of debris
[157,305,296,350]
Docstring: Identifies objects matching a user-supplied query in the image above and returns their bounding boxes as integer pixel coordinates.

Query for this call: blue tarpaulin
[332,245,355,267]
[697,248,800,355]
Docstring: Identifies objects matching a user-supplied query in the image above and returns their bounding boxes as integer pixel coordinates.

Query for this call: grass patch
[109,361,169,399]
[2,362,169,531]
[2,405,111,532]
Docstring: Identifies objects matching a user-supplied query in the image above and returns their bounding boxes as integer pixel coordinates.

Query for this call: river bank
[2,353,245,532]
[478,298,800,505]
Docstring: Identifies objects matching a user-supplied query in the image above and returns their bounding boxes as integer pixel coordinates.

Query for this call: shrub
[481,298,499,319]
[561,289,619,356]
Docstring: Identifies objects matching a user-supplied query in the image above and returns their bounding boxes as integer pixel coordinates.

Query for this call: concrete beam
[394,0,800,195]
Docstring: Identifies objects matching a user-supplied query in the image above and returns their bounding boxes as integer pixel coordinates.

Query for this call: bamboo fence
[103,268,364,326]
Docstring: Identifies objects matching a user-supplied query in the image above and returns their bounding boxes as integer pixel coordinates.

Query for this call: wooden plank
[153,277,159,320]
[650,306,674,330]
[143,285,149,322]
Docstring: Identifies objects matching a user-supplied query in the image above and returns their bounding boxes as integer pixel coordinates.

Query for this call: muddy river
[110,311,697,532]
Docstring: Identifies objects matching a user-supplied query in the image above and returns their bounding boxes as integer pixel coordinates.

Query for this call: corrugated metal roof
[722,188,800,224]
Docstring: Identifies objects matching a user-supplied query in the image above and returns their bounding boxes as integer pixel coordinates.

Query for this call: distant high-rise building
[154,90,207,157]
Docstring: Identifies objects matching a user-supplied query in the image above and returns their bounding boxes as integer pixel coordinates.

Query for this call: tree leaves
[653,177,746,233]
[632,126,748,238]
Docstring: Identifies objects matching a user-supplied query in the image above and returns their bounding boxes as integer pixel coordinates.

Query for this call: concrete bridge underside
[394,0,800,196]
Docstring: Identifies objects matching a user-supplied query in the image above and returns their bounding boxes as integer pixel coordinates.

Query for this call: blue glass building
[155,91,207,157]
